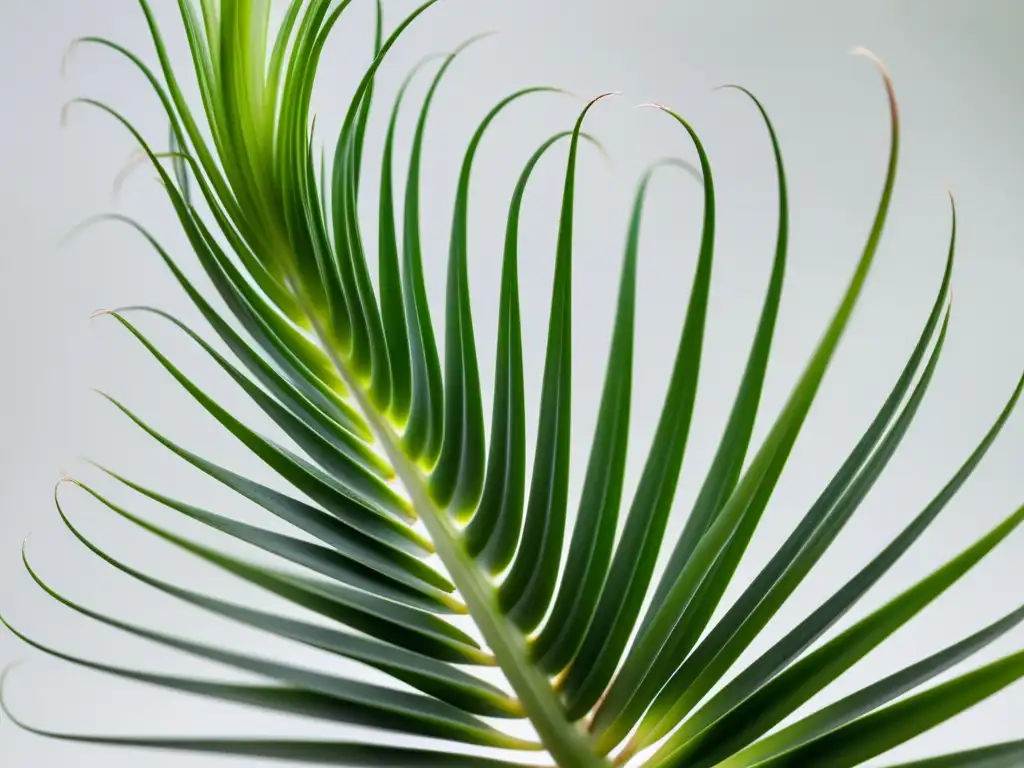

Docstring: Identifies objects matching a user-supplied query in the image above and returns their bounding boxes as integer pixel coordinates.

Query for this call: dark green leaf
[601,60,900,732]
[10,554,528,750]
[465,130,602,572]
[0,685,535,767]
[612,196,957,754]
[112,308,390,482]
[59,482,488,664]
[376,56,445,426]
[741,643,1024,768]
[881,741,1024,768]
[96,466,460,615]
[654,499,1024,767]
[648,360,1024,763]
[720,603,1024,767]
[531,157,694,674]
[635,86,789,643]
[400,35,492,462]
[3,573,515,718]
[430,87,561,516]
[99,395,446,583]
[498,93,613,633]
[558,102,717,717]
[94,313,423,551]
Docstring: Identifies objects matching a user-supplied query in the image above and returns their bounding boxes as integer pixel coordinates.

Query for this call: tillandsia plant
[3,0,1024,766]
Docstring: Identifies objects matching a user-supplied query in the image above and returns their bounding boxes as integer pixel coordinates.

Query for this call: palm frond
[3,2,1022,767]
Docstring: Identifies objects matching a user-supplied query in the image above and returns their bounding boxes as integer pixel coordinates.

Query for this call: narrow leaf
[616,197,957,753]
[601,57,900,730]
[655,500,1024,767]
[636,86,789,642]
[720,603,1024,767]
[377,56,445,426]
[431,87,561,517]
[0,688,534,767]
[559,102,717,718]
[100,395,446,580]
[650,361,1024,761]
[532,158,694,674]
[401,37,492,462]
[15,554,526,750]
[59,483,488,663]
[744,644,1024,768]
[498,93,613,633]
[98,467,460,614]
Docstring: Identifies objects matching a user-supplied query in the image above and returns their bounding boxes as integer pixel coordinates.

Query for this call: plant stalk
[294,289,608,767]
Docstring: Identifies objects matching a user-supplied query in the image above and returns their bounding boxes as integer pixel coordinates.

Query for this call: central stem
[298,296,606,767]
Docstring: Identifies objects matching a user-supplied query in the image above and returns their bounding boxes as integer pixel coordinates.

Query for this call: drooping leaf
[99,395,444,579]
[95,466,460,614]
[58,482,488,664]
[0,683,535,768]
[10,554,526,749]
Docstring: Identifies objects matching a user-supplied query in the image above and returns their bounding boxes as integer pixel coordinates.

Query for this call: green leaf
[376,55,445,427]
[350,0,383,197]
[610,194,958,755]
[0,685,535,767]
[463,129,602,571]
[719,603,1024,767]
[647,360,1024,764]
[67,107,355,417]
[498,93,613,633]
[600,56,901,734]
[96,466,460,615]
[882,741,1024,768]
[399,42,479,462]
[59,482,488,664]
[329,69,388,397]
[742,642,1024,768]
[133,0,248,242]
[12,553,528,750]
[1,617,518,726]
[323,2,444,397]
[4,547,515,718]
[464,131,558,570]
[634,85,789,644]
[168,122,192,203]
[558,101,717,718]
[96,312,424,549]
[431,87,561,516]
[113,307,388,480]
[653,498,1024,767]
[530,157,694,674]
[65,32,302,322]
[99,395,446,584]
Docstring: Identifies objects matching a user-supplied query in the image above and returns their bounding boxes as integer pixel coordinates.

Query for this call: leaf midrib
[297,292,608,767]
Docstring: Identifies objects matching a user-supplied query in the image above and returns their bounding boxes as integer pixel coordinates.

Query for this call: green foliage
[3,2,1022,766]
